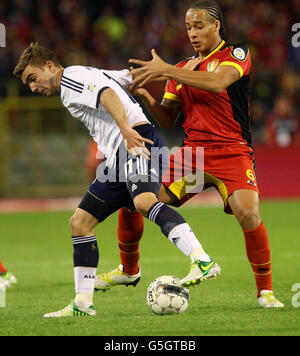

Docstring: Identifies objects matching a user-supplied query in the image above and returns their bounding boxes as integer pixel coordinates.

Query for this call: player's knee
[69,214,82,235]
[69,212,95,236]
[235,208,261,230]
[134,200,151,217]
[134,193,158,217]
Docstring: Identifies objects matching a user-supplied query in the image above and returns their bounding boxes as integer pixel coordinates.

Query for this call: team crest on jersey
[87,83,97,93]
[232,47,246,61]
[207,59,219,72]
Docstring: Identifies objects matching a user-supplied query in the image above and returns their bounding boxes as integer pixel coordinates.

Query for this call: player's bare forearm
[100,88,131,134]
[130,50,240,94]
[100,88,153,159]
[137,88,178,130]
[165,66,222,93]
[164,65,239,94]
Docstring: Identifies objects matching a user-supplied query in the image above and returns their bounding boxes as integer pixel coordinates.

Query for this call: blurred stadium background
[0,0,300,210]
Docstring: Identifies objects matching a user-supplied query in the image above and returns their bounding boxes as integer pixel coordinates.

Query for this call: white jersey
[60,65,150,169]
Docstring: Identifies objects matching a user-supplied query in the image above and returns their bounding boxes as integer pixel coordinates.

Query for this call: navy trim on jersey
[96,86,110,109]
[62,75,84,88]
[61,82,83,94]
[61,76,84,93]
[103,73,137,104]
[61,79,83,91]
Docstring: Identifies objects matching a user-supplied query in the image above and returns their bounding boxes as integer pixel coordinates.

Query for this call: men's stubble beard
[49,72,61,96]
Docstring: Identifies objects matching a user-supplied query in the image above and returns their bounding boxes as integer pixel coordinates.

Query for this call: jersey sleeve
[219,45,251,78]
[163,79,180,102]
[104,69,132,89]
[62,68,114,110]
[82,72,114,109]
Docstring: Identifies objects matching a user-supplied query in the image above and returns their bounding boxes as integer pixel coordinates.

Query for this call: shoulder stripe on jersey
[96,87,110,109]
[61,78,84,91]
[219,61,244,78]
[62,75,84,88]
[61,82,83,94]
[61,79,83,91]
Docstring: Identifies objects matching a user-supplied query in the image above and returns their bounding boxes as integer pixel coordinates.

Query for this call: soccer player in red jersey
[97,0,283,308]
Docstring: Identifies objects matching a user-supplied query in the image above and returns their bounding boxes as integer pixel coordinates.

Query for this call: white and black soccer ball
[146,275,190,315]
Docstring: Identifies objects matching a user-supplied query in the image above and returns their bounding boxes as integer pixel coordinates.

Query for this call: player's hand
[128,67,148,97]
[121,126,153,160]
[129,49,169,89]
[182,57,202,71]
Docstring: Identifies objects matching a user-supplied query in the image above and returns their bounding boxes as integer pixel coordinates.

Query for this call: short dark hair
[13,42,61,78]
[188,0,225,36]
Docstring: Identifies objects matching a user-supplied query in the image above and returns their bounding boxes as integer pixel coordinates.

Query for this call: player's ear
[214,20,221,33]
[45,60,55,72]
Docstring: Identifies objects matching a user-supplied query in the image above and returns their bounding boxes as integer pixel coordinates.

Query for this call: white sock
[189,245,211,262]
[168,223,205,257]
[74,267,96,307]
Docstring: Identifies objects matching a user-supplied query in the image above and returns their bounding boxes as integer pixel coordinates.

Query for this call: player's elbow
[209,74,228,94]
[212,86,225,94]
[210,82,226,94]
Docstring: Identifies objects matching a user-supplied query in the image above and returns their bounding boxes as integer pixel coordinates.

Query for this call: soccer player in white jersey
[13,43,220,317]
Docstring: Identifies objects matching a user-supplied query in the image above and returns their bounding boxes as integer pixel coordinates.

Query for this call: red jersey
[164,41,252,147]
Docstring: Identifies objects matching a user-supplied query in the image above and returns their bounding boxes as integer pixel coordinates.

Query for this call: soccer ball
[146,275,190,315]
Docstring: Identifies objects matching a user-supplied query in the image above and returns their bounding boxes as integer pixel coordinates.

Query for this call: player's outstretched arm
[131,86,180,131]
[130,49,240,93]
[129,67,180,131]
[100,88,153,159]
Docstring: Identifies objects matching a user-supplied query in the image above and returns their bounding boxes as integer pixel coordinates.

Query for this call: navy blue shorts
[79,124,169,220]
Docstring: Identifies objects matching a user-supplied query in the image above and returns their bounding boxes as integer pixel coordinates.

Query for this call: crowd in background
[1,0,300,147]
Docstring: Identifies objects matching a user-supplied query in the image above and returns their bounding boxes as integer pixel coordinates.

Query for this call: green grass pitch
[0,200,299,336]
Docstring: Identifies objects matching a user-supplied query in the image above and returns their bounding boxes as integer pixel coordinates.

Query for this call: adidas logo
[131,184,138,192]
[171,237,180,245]
[84,275,95,279]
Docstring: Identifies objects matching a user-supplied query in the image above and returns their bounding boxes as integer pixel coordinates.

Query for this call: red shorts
[162,145,259,214]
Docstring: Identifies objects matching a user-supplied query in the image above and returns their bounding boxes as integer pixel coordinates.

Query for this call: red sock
[243,222,272,298]
[117,208,144,276]
[0,260,7,274]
